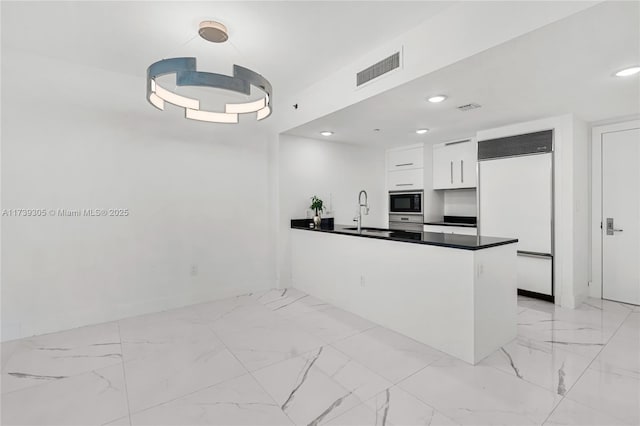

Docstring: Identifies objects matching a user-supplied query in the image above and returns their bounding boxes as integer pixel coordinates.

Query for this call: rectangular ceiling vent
[457,103,482,111]
[356,52,400,87]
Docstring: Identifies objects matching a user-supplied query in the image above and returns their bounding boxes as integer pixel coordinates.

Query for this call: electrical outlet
[190,264,199,277]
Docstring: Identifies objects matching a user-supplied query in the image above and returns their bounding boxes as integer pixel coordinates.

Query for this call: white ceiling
[285,1,640,146]
[1,1,454,102]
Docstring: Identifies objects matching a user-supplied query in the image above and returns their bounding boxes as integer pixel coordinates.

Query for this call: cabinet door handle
[450,161,453,184]
[461,160,464,182]
[445,140,470,146]
[395,183,413,187]
[395,162,413,167]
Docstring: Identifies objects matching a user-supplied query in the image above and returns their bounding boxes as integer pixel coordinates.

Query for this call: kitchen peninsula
[290,221,519,364]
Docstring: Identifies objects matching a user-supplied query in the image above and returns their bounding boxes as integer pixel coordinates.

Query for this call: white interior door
[602,127,640,305]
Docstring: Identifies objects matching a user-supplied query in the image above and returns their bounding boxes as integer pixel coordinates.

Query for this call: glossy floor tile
[118,304,248,413]
[563,313,640,425]
[1,291,637,425]
[328,385,459,426]
[331,326,445,383]
[255,288,331,318]
[479,336,594,395]
[516,308,615,359]
[1,322,122,395]
[285,306,378,344]
[211,312,325,372]
[544,397,632,426]
[2,363,129,426]
[398,356,561,425]
[563,363,639,425]
[128,374,293,426]
[252,345,391,425]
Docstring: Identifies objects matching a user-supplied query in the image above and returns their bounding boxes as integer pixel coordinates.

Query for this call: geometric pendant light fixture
[146,21,272,123]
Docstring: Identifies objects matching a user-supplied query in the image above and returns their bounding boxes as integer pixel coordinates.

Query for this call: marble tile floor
[1,289,638,426]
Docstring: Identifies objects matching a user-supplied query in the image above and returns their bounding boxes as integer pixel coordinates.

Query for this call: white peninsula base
[291,229,518,364]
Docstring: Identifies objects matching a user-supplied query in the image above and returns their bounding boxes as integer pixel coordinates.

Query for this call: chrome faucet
[353,190,369,232]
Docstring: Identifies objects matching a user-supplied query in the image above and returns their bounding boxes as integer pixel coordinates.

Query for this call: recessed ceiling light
[416,129,429,134]
[615,66,640,77]
[427,95,447,103]
[320,131,334,136]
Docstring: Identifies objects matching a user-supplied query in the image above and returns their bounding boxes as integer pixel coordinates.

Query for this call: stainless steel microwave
[389,191,423,215]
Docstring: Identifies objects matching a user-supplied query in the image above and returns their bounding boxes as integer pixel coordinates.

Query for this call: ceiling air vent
[356,52,400,87]
[457,103,482,111]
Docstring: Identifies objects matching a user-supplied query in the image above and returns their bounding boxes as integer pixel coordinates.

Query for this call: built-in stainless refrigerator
[477,130,554,300]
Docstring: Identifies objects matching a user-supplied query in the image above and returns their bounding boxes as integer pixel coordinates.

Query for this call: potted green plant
[310,195,324,228]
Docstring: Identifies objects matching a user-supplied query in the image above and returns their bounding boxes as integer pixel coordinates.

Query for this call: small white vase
[313,215,322,228]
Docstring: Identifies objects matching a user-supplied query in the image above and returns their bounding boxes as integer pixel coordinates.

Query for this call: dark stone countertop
[424,215,477,228]
[291,222,517,251]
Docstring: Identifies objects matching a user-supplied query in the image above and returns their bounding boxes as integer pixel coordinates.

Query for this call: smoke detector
[199,21,229,43]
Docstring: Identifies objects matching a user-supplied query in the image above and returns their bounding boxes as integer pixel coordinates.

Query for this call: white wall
[476,114,589,308]
[572,117,590,306]
[277,134,386,287]
[444,190,477,217]
[1,50,276,341]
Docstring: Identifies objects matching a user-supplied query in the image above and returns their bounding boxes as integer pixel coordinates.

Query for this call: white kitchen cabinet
[459,141,477,187]
[388,168,424,190]
[433,139,477,189]
[292,228,518,364]
[424,224,478,236]
[517,254,552,296]
[432,144,452,189]
[387,145,424,171]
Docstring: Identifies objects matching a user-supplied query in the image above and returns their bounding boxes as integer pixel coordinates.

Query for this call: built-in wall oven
[389,191,424,232]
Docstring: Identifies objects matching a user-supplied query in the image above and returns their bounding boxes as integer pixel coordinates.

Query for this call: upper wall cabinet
[388,168,424,190]
[387,145,424,171]
[433,139,477,189]
[387,144,424,190]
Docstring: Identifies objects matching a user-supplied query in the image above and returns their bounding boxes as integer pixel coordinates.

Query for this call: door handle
[450,161,453,184]
[395,162,413,167]
[518,250,553,259]
[606,218,624,235]
[461,160,464,182]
